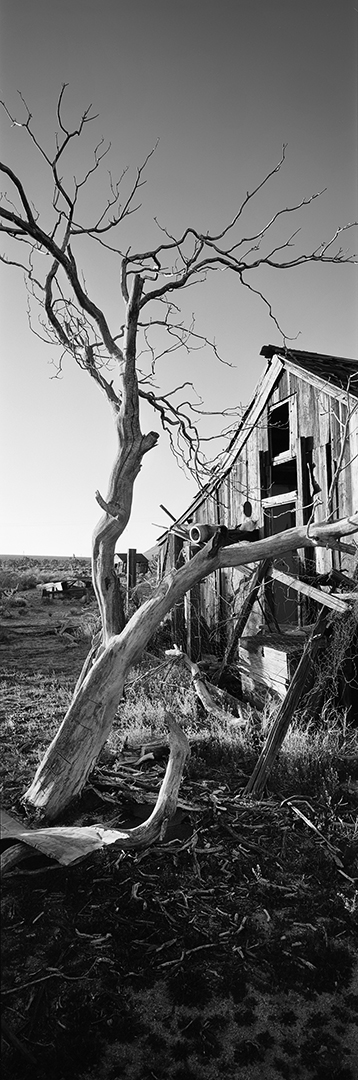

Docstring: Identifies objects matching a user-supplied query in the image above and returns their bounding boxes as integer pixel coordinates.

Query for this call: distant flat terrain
[0,555,95,675]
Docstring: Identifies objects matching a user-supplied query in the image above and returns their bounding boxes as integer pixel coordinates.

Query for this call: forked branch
[1,89,356,483]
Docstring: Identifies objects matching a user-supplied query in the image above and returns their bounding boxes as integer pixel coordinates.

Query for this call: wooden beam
[319,569,358,588]
[244,606,329,798]
[333,592,358,602]
[160,504,177,523]
[171,535,185,647]
[270,568,349,613]
[214,355,284,478]
[262,490,297,509]
[218,559,271,677]
[323,540,357,556]
[284,359,355,406]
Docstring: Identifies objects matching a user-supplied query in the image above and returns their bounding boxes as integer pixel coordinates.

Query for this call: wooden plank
[171,535,185,648]
[313,443,332,575]
[262,490,297,509]
[223,355,284,468]
[297,376,318,437]
[159,538,169,578]
[244,606,329,797]
[247,425,262,523]
[335,400,352,522]
[187,543,204,660]
[332,592,358,602]
[289,393,298,449]
[284,359,355,406]
[270,568,349,612]
[239,642,288,699]
[349,404,358,516]
[262,646,288,696]
[160,504,177,523]
[218,559,271,674]
[317,391,331,445]
[318,568,358,589]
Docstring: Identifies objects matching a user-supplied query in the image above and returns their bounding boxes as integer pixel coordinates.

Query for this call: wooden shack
[158,345,358,702]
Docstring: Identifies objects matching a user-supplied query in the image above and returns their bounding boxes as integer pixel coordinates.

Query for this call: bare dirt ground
[0,555,93,676]
[1,574,358,1080]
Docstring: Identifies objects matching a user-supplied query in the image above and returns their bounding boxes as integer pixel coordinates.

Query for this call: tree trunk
[2,715,189,874]
[23,514,358,821]
[73,273,159,696]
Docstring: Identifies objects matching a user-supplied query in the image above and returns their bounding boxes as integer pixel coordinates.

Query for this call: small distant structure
[41,581,63,601]
[114,551,149,578]
[40,578,93,601]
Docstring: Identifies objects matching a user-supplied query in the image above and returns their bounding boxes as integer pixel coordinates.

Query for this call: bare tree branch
[1,88,357,821]
[1,93,356,478]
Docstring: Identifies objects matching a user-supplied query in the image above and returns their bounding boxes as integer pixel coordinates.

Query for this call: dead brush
[299,603,358,727]
[76,610,100,641]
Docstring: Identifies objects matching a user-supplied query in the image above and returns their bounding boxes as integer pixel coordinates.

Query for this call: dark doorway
[265,501,299,626]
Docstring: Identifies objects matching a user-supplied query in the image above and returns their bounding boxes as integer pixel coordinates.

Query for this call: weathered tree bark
[72,274,159,697]
[2,715,189,874]
[92,275,158,641]
[24,515,358,820]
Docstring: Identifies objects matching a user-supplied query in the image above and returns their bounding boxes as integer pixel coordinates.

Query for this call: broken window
[268,401,290,457]
[271,457,297,496]
[268,396,297,461]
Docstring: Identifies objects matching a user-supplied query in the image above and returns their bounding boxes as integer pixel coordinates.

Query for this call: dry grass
[1,583,358,1080]
[0,554,91,592]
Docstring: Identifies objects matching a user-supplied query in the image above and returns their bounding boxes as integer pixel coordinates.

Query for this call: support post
[126,548,137,612]
[171,535,185,649]
[184,542,201,661]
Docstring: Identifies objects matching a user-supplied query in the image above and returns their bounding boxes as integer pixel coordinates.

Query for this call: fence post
[126,548,137,612]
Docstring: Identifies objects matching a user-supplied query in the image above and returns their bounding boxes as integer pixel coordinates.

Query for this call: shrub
[18,573,39,590]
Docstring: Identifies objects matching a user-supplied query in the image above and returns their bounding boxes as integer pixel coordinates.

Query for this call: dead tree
[1,88,357,823]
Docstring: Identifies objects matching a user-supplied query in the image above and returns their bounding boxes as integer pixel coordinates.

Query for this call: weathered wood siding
[161,361,358,663]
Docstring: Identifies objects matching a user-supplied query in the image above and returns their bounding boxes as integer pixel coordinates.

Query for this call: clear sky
[0,0,357,556]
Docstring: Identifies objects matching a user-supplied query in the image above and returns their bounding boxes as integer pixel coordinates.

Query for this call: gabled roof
[261,345,358,398]
[158,344,358,539]
[115,552,149,565]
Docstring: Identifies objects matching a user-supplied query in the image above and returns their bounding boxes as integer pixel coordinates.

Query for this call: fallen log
[1,713,189,876]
